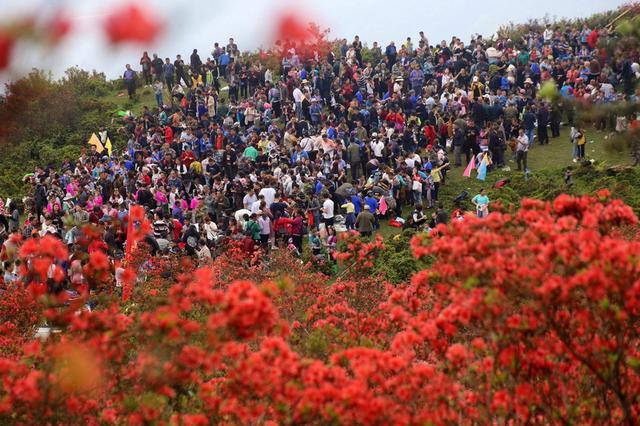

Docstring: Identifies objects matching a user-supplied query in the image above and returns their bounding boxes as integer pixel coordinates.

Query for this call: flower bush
[1,192,640,424]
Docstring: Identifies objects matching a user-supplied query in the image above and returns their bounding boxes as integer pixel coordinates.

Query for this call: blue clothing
[351,195,363,214]
[364,196,378,213]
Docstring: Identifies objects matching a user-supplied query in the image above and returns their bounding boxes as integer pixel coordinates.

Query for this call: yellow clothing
[431,165,446,183]
[341,202,355,214]
[190,161,203,174]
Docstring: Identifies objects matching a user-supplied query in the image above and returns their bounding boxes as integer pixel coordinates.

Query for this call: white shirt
[322,198,335,219]
[293,87,304,103]
[251,199,262,214]
[234,209,251,225]
[371,140,385,157]
[243,193,257,210]
[203,221,218,240]
[259,187,276,207]
[258,216,271,235]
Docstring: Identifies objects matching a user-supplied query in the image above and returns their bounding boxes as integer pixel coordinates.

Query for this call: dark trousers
[351,162,361,181]
[550,119,560,138]
[177,72,190,87]
[292,234,302,253]
[491,149,504,167]
[538,126,549,145]
[125,80,136,98]
[516,150,528,171]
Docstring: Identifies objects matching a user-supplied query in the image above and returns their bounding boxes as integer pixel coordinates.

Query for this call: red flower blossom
[0,31,14,70]
[48,12,72,44]
[104,4,163,45]
[274,12,311,44]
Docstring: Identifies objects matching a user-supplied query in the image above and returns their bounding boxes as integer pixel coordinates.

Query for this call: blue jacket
[351,195,363,214]
[364,196,378,212]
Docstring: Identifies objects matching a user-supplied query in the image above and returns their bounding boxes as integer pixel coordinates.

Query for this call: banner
[463,156,476,177]
[476,155,488,181]
[105,137,113,156]
[87,133,104,153]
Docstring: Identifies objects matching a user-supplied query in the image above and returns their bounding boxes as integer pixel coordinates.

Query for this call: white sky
[0,0,628,84]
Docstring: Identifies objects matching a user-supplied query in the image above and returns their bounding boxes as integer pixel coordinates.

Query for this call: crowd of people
[1,20,638,285]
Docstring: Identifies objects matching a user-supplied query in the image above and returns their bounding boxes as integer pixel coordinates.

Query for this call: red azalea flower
[104,4,162,45]
[48,13,72,44]
[274,12,310,43]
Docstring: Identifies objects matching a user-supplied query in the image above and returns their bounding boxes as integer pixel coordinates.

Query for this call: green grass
[378,126,630,238]
[102,86,157,112]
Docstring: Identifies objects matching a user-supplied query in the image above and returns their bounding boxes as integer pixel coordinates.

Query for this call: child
[340,199,356,230]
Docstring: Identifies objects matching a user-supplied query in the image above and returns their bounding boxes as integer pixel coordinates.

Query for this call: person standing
[347,138,362,181]
[290,210,304,253]
[516,128,529,172]
[257,210,272,249]
[123,64,137,99]
[140,52,152,85]
[452,125,464,167]
[550,103,561,138]
[472,189,490,218]
[522,106,536,148]
[573,127,586,161]
[321,193,335,227]
[537,103,550,145]
[151,53,163,80]
[153,80,164,108]
[190,49,202,79]
[341,199,356,230]
[385,41,397,70]
[355,205,375,237]
[175,55,190,87]
[163,58,175,89]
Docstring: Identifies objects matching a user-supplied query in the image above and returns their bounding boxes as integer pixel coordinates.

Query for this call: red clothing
[215,134,224,150]
[181,151,196,169]
[241,236,256,254]
[274,217,293,235]
[172,219,183,242]
[164,127,174,143]
[587,30,599,49]
[423,125,437,146]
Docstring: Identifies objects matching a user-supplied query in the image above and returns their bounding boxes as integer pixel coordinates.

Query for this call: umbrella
[336,183,355,198]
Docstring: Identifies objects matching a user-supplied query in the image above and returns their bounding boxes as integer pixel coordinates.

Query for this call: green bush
[373,230,432,284]
[0,69,125,200]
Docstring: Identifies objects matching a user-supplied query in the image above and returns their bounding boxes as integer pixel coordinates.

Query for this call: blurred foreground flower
[275,12,312,44]
[104,4,163,45]
[0,31,14,70]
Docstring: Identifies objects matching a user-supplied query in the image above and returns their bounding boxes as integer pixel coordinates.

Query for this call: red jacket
[164,126,174,143]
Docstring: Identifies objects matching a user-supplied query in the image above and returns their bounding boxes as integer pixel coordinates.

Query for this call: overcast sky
[0,0,628,84]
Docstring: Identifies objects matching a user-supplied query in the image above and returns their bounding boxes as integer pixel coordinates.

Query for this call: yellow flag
[87,133,104,153]
[105,137,113,156]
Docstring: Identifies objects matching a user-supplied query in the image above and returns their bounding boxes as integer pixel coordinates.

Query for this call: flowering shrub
[1,192,640,424]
